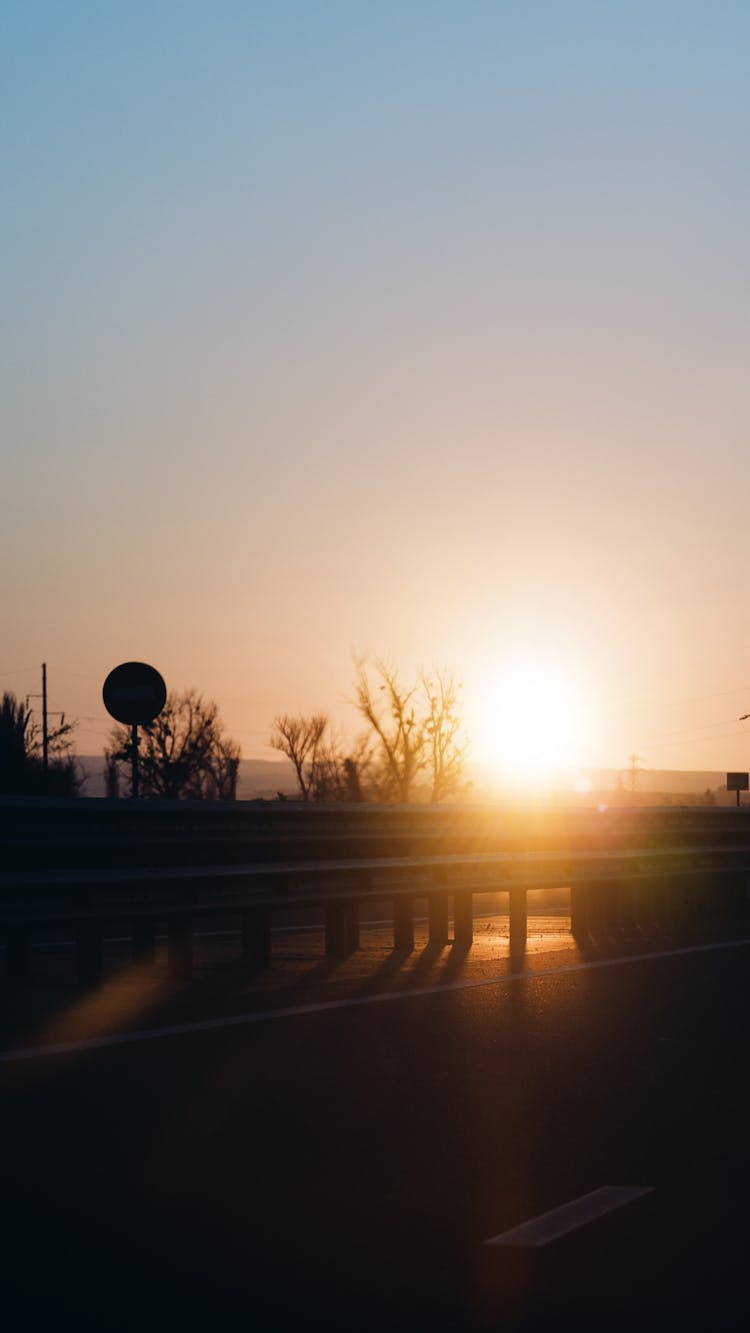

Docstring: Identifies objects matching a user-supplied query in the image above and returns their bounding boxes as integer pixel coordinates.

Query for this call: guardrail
[2,796,750,987]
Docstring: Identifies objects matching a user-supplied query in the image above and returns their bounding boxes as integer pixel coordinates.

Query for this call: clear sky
[4,1,750,782]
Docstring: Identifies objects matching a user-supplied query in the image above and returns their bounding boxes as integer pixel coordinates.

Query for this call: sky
[3,1,750,784]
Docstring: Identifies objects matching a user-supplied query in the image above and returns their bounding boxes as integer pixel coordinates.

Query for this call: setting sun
[470,659,586,786]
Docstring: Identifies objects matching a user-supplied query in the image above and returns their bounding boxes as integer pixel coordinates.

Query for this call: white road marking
[484,1185,654,1247]
[1,935,748,1064]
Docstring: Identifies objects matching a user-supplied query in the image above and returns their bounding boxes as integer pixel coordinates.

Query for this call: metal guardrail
[2,797,750,987]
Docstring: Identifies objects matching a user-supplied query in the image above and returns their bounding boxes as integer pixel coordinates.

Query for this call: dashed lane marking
[483,1185,654,1247]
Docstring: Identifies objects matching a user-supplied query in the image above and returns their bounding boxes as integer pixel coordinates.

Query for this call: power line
[640,730,747,750]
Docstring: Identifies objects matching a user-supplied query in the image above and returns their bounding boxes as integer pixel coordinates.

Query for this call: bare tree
[311,730,372,802]
[205,735,241,800]
[106,688,241,800]
[422,668,469,803]
[270,713,328,800]
[352,658,425,802]
[271,658,467,805]
[270,714,372,802]
[351,658,468,803]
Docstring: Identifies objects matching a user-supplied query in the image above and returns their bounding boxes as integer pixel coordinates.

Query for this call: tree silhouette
[422,668,468,803]
[270,714,371,801]
[270,713,328,800]
[0,693,32,792]
[106,688,240,800]
[0,691,81,795]
[352,657,467,803]
[271,659,468,804]
[352,658,425,802]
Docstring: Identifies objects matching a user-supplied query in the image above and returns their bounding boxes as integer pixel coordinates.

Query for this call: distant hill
[586,768,727,795]
[465,768,736,807]
[75,755,298,800]
[73,756,733,802]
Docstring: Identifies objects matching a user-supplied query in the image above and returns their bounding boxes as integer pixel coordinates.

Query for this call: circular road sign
[102,662,167,727]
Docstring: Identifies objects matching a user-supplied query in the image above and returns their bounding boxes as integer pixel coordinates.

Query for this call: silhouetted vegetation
[353,657,467,803]
[271,657,468,803]
[0,690,82,795]
[106,688,241,799]
[270,712,328,800]
[270,712,370,801]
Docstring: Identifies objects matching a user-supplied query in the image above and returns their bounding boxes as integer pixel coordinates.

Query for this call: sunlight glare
[471,658,586,787]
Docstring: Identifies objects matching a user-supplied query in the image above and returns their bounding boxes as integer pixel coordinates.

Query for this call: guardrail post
[429,892,449,947]
[642,871,682,936]
[509,888,527,954]
[76,921,103,989]
[631,874,652,933]
[654,876,672,933]
[720,867,746,930]
[242,907,271,969]
[6,926,32,981]
[131,917,155,964]
[168,913,193,981]
[570,881,589,940]
[617,878,638,936]
[705,867,741,930]
[664,874,687,935]
[453,890,473,947]
[678,874,699,933]
[325,902,359,957]
[646,873,674,935]
[736,868,750,930]
[586,880,605,932]
[601,878,621,932]
[393,897,414,951]
[740,868,750,930]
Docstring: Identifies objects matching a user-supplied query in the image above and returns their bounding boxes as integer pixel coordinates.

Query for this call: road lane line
[484,1185,654,1247]
[1,935,749,1063]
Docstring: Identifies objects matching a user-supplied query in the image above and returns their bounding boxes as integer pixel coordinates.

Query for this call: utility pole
[627,753,642,795]
[26,663,63,777]
[42,662,48,775]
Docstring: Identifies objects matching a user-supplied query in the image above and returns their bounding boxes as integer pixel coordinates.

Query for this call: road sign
[102,662,167,727]
[726,772,749,808]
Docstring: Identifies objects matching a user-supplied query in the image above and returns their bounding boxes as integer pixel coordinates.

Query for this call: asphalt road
[2,918,749,1332]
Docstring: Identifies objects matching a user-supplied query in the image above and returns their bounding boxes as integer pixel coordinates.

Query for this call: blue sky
[3,2,750,778]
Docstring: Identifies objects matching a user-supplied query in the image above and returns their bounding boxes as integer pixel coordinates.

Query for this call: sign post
[102,662,167,798]
[726,772,749,808]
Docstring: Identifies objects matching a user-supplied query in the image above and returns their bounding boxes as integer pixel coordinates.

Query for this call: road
[1,913,749,1331]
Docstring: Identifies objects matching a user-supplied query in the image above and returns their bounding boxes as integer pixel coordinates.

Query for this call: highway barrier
[2,796,749,987]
